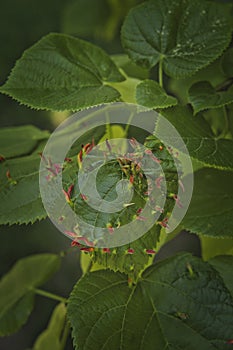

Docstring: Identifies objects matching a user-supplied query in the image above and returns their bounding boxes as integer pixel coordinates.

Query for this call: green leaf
[0,293,34,337]
[65,137,179,279]
[108,76,141,103]
[221,47,233,78]
[168,57,227,105]
[202,107,230,139]
[188,81,233,114]
[0,125,49,158]
[209,256,233,298]
[0,254,61,336]
[68,253,233,349]
[136,79,177,108]
[0,125,51,225]
[91,226,160,280]
[32,303,67,350]
[201,236,233,261]
[66,158,163,279]
[0,33,124,111]
[157,105,233,171]
[182,168,233,238]
[121,0,232,78]
[98,124,127,154]
[0,154,46,225]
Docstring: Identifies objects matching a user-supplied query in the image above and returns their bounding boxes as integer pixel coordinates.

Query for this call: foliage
[1,0,233,349]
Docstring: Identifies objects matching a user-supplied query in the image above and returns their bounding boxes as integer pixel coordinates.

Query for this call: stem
[86,259,93,274]
[215,78,233,92]
[60,320,70,350]
[125,112,134,135]
[33,288,67,303]
[159,59,163,88]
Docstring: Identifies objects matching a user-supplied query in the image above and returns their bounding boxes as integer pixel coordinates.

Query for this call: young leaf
[168,57,227,105]
[68,253,233,349]
[0,33,124,111]
[182,168,233,238]
[136,79,177,108]
[121,0,232,78]
[188,81,233,114]
[202,107,230,139]
[0,254,61,336]
[32,303,67,350]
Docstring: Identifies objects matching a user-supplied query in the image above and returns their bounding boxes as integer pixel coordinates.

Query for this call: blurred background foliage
[0,1,200,349]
